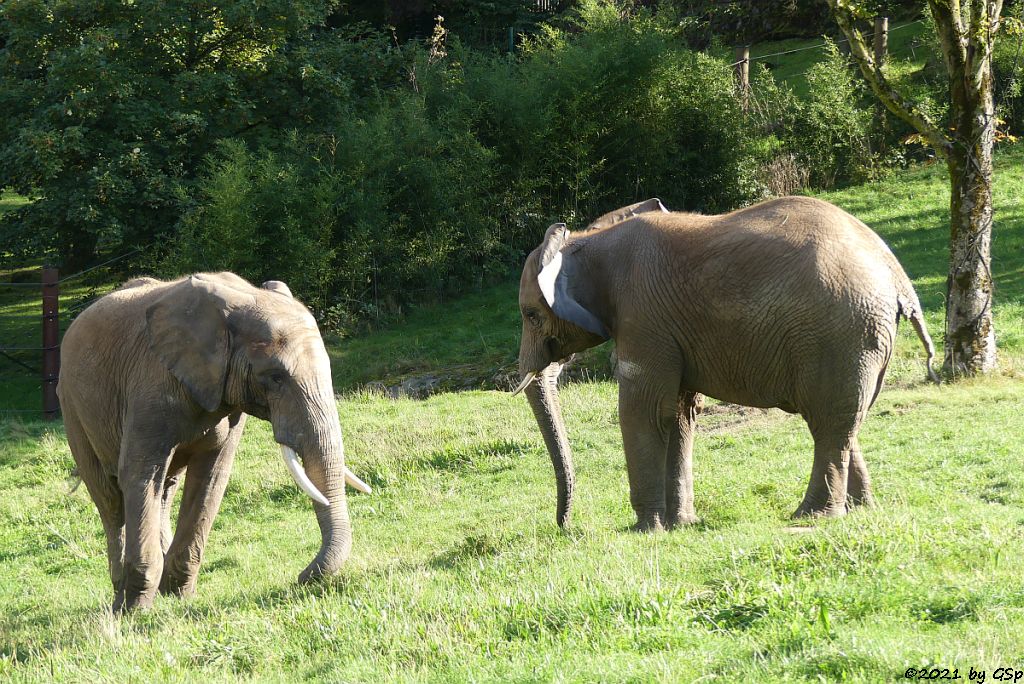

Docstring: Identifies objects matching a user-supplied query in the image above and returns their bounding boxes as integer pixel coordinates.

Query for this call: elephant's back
[628,197,904,410]
[650,196,904,301]
[59,279,171,404]
[63,279,167,353]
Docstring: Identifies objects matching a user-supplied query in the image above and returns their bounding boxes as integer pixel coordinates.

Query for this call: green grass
[4,131,1024,681]
[3,375,1024,681]
[0,189,29,216]
[749,19,932,98]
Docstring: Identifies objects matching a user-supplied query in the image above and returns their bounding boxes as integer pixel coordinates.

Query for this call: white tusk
[510,371,537,397]
[279,445,330,507]
[344,467,372,494]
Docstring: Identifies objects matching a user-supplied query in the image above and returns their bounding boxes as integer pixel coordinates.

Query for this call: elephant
[514,196,938,531]
[58,271,370,611]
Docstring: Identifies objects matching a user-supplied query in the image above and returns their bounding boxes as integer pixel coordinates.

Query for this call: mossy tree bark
[826,0,1002,375]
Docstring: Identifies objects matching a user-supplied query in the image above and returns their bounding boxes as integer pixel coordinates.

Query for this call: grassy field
[2,372,1024,681]
[0,270,119,413]
[6,150,1024,684]
[748,19,932,97]
[4,129,1024,681]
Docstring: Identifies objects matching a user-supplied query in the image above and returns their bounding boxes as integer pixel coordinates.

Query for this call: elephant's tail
[897,289,940,384]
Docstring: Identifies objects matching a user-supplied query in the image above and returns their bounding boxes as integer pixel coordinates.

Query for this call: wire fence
[0,249,141,420]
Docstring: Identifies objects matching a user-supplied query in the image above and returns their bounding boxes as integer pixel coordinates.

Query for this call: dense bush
[0,0,399,270]
[789,43,874,188]
[161,2,761,329]
[161,96,501,322]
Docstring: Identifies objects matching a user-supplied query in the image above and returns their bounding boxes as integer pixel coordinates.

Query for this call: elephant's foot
[791,499,847,519]
[846,455,875,511]
[113,566,160,612]
[158,571,198,598]
[845,489,876,512]
[631,511,666,532]
[159,557,199,598]
[665,512,700,529]
[112,587,156,613]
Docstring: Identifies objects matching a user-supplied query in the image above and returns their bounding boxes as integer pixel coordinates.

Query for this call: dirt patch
[363,353,615,399]
[698,403,789,434]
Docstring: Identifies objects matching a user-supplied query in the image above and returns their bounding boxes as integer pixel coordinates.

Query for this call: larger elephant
[515,196,937,531]
[58,272,369,611]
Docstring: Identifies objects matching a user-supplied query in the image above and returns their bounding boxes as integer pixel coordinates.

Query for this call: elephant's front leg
[117,450,171,612]
[160,415,244,598]
[665,391,703,528]
[619,379,675,532]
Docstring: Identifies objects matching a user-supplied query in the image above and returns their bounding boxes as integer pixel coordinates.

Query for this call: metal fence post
[42,266,59,420]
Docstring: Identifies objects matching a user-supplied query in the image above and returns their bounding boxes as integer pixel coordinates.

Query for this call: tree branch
[826,1,954,158]
[929,0,968,68]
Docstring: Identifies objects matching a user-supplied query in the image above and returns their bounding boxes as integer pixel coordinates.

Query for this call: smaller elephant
[514,196,937,531]
[58,272,370,611]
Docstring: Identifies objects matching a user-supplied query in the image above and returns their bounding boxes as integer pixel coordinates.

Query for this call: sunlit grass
[2,375,1024,680]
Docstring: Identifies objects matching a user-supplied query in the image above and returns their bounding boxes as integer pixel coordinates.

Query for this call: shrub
[160,91,501,324]
[787,42,875,188]
[162,2,765,330]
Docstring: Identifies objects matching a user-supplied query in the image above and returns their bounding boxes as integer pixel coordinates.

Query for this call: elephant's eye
[261,370,287,389]
[524,309,542,328]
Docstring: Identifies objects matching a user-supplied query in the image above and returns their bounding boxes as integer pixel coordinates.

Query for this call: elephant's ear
[145,277,232,412]
[537,223,610,339]
[585,197,669,231]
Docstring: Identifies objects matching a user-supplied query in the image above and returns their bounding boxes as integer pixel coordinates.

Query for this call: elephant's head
[514,199,667,527]
[145,272,367,582]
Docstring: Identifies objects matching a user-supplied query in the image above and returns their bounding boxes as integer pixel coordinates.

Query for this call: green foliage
[160,140,338,305]
[162,1,761,326]
[0,0,344,269]
[161,90,501,318]
[789,42,875,188]
[482,0,755,216]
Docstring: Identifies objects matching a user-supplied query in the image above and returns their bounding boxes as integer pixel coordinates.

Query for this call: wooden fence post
[873,16,888,69]
[874,17,890,151]
[734,45,750,111]
[41,266,59,421]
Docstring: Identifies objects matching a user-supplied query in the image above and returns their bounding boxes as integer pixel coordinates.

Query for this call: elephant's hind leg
[64,410,125,591]
[665,391,703,528]
[846,440,875,510]
[160,468,184,555]
[160,414,244,598]
[793,412,864,518]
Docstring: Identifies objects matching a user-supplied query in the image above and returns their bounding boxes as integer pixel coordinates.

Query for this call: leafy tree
[0,0,340,269]
[827,0,1004,376]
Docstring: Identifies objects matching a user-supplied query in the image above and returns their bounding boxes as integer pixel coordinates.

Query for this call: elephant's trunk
[282,399,352,582]
[296,436,352,583]
[523,362,575,527]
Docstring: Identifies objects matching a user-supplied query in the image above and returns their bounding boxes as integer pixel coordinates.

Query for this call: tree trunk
[825,0,1003,378]
[943,47,998,375]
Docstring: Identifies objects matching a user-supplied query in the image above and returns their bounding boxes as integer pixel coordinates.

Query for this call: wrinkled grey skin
[59,272,352,611]
[518,196,937,531]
